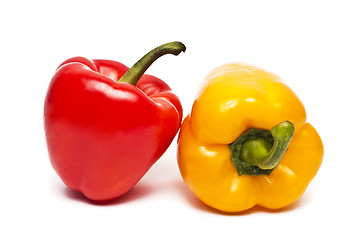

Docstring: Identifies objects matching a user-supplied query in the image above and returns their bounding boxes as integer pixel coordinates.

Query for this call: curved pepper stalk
[229,121,295,176]
[119,42,186,85]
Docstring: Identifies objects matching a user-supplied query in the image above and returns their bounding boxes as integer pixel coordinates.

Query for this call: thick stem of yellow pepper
[230,121,295,175]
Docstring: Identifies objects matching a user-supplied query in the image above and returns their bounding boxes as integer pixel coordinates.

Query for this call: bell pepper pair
[44,42,323,212]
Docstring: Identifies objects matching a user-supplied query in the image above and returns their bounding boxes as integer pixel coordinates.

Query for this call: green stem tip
[118,41,186,85]
[229,121,295,176]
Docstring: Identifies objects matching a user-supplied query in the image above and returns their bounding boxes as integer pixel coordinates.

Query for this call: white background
[1,0,359,239]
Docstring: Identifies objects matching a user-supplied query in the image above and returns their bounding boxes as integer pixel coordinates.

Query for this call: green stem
[257,121,295,169]
[229,121,295,176]
[118,41,186,85]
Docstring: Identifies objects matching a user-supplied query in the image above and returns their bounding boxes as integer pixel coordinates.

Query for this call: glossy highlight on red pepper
[44,42,185,201]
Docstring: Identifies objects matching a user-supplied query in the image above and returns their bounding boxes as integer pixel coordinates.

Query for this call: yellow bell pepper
[177,63,324,212]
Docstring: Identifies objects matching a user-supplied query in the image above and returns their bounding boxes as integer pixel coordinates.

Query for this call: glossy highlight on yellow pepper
[177,63,324,212]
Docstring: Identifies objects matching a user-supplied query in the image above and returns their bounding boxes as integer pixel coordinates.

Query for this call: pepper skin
[177,63,323,212]
[44,42,185,201]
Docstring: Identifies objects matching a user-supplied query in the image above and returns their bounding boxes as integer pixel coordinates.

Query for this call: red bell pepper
[44,42,185,201]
